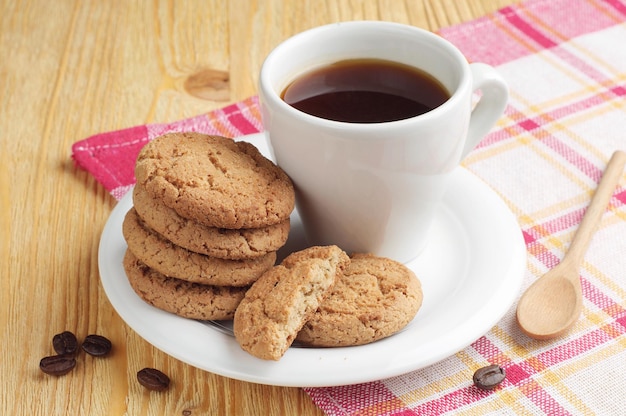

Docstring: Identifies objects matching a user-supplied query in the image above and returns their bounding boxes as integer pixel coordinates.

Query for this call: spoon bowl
[516,262,583,340]
[516,150,626,340]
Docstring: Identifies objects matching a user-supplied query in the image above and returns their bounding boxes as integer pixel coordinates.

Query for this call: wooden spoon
[516,150,626,340]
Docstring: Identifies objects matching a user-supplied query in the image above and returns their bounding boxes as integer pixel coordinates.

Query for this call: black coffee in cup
[281,58,450,123]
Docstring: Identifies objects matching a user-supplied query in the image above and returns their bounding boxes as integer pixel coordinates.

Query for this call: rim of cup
[259,20,472,130]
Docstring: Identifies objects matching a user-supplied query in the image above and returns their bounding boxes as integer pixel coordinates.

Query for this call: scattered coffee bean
[473,364,506,390]
[40,355,77,376]
[137,368,171,391]
[52,331,79,356]
[81,334,112,357]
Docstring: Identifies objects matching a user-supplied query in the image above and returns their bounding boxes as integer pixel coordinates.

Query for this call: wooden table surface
[1,1,515,414]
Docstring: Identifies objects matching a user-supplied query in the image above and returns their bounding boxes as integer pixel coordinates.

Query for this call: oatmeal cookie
[296,253,422,347]
[134,132,294,229]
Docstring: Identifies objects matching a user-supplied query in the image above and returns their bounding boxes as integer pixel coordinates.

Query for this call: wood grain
[1,0,514,414]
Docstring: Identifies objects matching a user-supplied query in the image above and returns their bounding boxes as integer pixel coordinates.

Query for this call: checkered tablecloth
[72,0,626,414]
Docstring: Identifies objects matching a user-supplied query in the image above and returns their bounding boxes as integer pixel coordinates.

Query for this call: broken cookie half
[233,245,349,360]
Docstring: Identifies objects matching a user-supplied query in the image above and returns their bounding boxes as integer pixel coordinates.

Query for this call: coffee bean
[137,368,170,391]
[52,331,79,356]
[473,364,506,390]
[81,334,112,357]
[40,355,77,376]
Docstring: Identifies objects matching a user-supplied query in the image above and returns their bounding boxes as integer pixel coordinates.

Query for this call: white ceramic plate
[98,132,526,387]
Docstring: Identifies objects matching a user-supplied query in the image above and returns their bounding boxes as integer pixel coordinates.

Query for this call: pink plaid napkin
[73,0,626,414]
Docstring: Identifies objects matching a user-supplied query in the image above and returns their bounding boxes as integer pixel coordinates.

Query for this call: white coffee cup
[259,21,508,263]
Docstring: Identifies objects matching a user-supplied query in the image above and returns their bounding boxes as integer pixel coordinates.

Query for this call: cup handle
[461,63,509,160]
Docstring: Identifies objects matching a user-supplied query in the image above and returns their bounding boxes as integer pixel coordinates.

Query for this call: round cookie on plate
[134,132,295,229]
[132,184,290,260]
[233,245,350,361]
[123,250,247,320]
[122,207,276,287]
[296,253,423,347]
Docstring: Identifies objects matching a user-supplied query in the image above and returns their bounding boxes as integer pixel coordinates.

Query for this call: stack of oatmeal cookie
[121,132,295,321]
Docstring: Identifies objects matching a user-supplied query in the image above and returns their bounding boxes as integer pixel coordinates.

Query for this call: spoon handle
[567,150,626,264]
